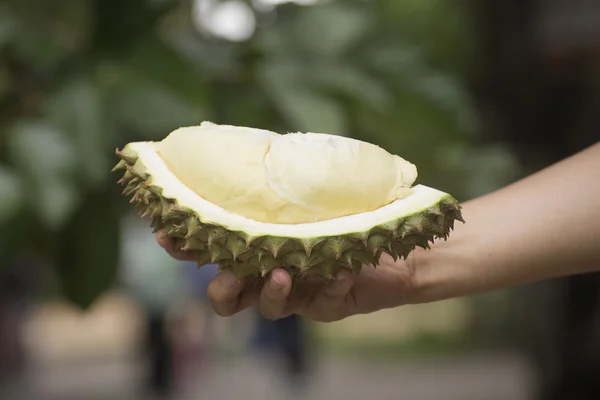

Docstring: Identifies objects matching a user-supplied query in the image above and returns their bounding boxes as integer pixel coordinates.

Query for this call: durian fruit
[113,121,463,281]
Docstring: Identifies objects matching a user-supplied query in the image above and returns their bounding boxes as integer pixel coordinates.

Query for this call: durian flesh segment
[114,141,464,281]
[156,122,418,224]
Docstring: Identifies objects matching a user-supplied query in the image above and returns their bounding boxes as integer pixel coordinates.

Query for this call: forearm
[409,141,600,304]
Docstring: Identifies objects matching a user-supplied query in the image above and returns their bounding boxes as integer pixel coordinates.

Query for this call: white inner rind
[128,142,451,238]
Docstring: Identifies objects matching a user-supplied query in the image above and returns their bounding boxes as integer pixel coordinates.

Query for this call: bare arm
[410,141,600,304]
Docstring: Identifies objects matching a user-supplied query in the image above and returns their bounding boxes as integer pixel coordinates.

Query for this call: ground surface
[2,351,535,400]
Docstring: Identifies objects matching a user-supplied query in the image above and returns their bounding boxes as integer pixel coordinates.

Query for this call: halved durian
[113,122,463,281]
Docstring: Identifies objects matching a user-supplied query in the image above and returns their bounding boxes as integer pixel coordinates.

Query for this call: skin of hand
[157,141,600,322]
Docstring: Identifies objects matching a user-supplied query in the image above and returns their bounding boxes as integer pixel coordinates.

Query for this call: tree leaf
[275,89,346,134]
[46,77,110,188]
[0,5,17,49]
[291,2,372,58]
[309,64,393,110]
[5,0,92,73]
[108,71,207,140]
[256,61,346,134]
[365,43,478,136]
[7,120,80,230]
[0,165,24,224]
[55,187,121,309]
[436,143,521,198]
[121,32,212,105]
[407,71,478,135]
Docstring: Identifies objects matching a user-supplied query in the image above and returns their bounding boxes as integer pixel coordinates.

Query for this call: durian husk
[113,147,464,282]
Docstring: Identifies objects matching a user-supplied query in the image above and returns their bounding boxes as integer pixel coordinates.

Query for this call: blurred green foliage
[0,0,521,308]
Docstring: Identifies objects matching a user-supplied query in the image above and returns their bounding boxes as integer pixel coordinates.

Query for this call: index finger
[156,231,198,261]
[257,268,293,320]
[207,272,263,316]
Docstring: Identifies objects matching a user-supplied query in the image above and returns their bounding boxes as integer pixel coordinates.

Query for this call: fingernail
[220,272,238,287]
[269,275,284,291]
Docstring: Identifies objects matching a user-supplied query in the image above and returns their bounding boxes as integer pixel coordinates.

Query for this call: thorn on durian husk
[196,252,212,267]
[225,235,249,260]
[209,242,232,263]
[185,218,203,238]
[367,234,389,255]
[182,238,204,252]
[115,147,139,164]
[141,206,154,218]
[300,237,325,257]
[172,237,188,251]
[322,238,352,260]
[165,221,187,238]
[112,160,129,172]
[454,209,466,223]
[130,162,149,180]
[122,185,134,196]
[228,260,257,280]
[261,236,288,258]
[206,226,227,247]
[284,251,323,271]
[161,204,180,221]
[427,204,443,216]
[380,219,402,239]
[308,260,338,278]
[151,224,162,234]
[123,170,137,181]
[258,255,279,277]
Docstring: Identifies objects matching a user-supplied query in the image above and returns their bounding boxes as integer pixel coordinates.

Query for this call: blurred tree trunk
[469,0,600,399]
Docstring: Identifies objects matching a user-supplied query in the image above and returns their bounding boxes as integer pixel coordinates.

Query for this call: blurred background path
[0,292,535,400]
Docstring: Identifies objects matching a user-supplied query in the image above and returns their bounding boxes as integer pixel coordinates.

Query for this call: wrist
[406,227,479,305]
[405,246,447,305]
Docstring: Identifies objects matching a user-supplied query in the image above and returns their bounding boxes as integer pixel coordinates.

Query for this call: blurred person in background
[188,262,311,388]
[0,258,38,390]
[177,261,218,374]
[120,213,186,399]
[252,312,309,390]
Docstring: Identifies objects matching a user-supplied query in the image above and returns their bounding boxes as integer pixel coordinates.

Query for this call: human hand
[156,231,417,322]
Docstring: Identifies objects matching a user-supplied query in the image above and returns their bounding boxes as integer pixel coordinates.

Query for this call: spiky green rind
[114,147,464,281]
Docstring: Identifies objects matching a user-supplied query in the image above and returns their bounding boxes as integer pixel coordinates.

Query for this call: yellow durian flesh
[156,121,418,224]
